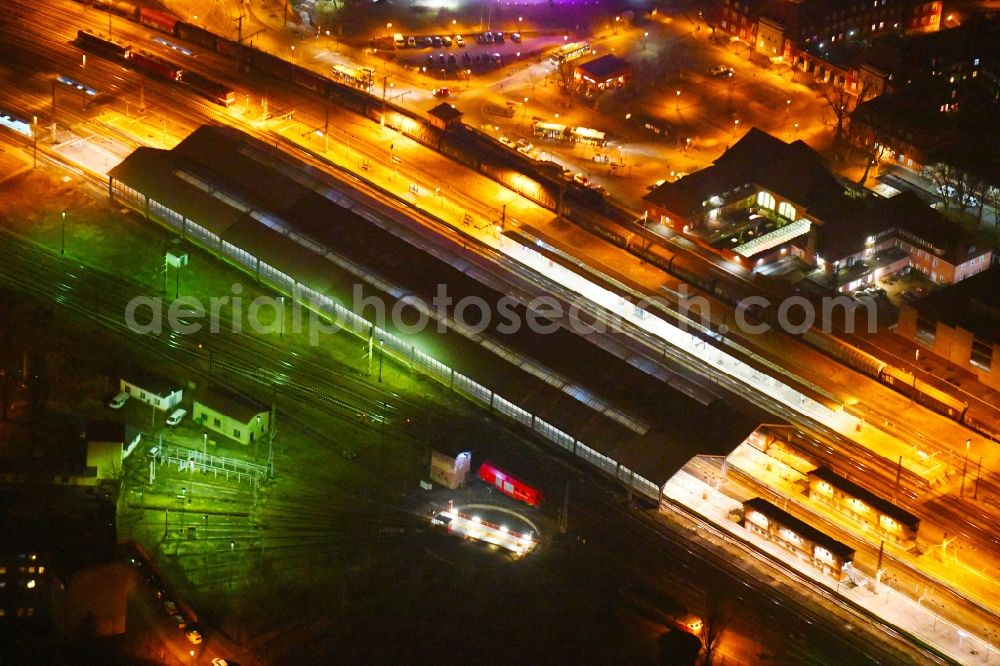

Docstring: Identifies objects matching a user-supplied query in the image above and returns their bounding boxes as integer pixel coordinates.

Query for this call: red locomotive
[478,462,543,507]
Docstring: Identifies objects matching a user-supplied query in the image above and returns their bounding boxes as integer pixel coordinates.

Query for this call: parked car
[432,36,442,47]
[454,34,464,46]
[493,31,504,43]
[406,36,416,47]
[433,87,450,97]
[171,613,187,629]
[163,600,177,615]
[483,32,494,43]
[422,36,434,47]
[211,660,230,666]
[393,33,405,47]
[511,32,522,42]
[109,391,129,409]
[498,136,515,148]
[185,626,203,644]
[442,35,452,46]
[166,408,186,427]
[709,64,735,77]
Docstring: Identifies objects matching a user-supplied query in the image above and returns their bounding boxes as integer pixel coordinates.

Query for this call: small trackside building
[743,497,855,579]
[427,102,463,130]
[807,466,920,543]
[119,374,183,411]
[193,389,270,446]
[429,448,472,489]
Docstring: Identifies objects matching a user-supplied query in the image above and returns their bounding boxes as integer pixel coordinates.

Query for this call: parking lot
[388,30,562,75]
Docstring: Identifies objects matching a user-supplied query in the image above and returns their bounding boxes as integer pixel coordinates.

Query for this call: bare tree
[819,83,853,145]
[701,591,735,665]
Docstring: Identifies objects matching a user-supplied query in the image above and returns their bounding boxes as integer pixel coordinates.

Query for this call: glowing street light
[675,89,681,111]
[643,31,649,49]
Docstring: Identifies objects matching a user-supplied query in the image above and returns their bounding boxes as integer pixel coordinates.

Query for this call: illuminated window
[757,191,776,210]
[27,567,34,574]
[37,567,44,574]
[778,201,796,219]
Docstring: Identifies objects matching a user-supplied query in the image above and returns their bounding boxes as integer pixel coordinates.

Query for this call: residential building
[742,497,855,578]
[119,374,182,411]
[712,0,941,91]
[194,389,270,446]
[807,466,920,542]
[896,266,1000,390]
[0,549,51,624]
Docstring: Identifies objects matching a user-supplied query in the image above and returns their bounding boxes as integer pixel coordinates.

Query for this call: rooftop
[110,125,765,489]
[809,466,920,529]
[122,371,181,397]
[575,54,631,80]
[197,388,268,425]
[909,266,1000,345]
[428,102,463,123]
[743,497,857,559]
[643,128,845,220]
[811,189,985,265]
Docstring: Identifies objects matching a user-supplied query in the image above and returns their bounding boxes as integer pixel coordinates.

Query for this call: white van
[393,33,405,48]
[166,408,187,427]
[109,392,129,409]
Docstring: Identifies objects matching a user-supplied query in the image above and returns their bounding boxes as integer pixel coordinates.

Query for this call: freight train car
[92,0,139,20]
[478,462,543,507]
[126,51,181,81]
[139,7,179,35]
[75,29,130,61]
[179,70,235,106]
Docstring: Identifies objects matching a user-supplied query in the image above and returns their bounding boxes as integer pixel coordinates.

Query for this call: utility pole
[892,455,902,503]
[268,403,275,478]
[559,483,570,534]
[381,75,389,126]
[378,339,384,383]
[367,326,374,376]
[974,456,983,500]
[60,210,66,255]
[235,13,243,42]
[960,438,970,498]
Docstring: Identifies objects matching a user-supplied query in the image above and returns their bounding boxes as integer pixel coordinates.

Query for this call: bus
[331,64,375,92]
[550,41,591,65]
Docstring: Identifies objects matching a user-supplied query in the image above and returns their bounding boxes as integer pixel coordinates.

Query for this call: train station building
[643,128,991,292]
[108,125,763,504]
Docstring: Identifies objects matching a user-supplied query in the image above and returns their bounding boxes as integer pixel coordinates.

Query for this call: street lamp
[960,438,971,497]
[60,210,66,255]
[643,31,649,50]
[675,89,681,111]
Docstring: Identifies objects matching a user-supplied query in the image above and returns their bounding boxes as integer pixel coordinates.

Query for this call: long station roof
[110,125,763,487]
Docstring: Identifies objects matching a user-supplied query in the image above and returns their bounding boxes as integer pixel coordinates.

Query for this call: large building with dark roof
[642,128,991,292]
[109,124,764,501]
[896,266,1000,390]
